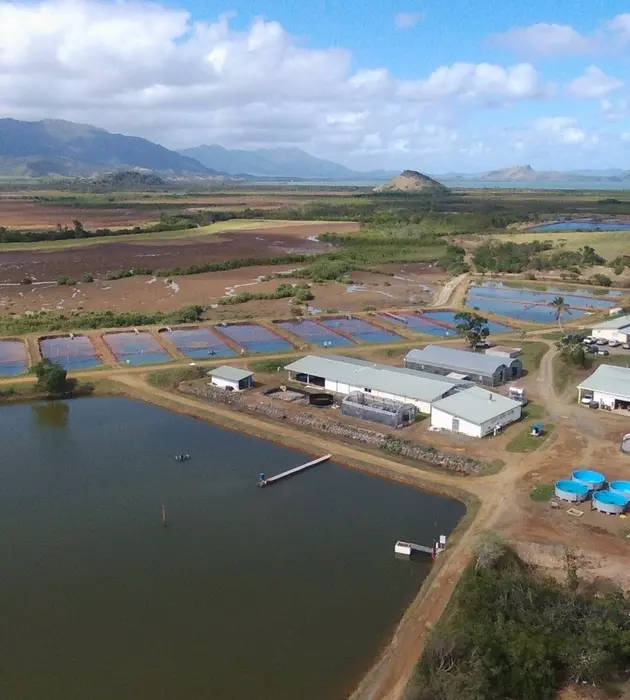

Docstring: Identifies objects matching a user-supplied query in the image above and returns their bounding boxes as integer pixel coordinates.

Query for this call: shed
[405,345,522,386]
[284,354,471,413]
[577,363,630,410]
[485,346,523,359]
[208,365,254,391]
[430,386,523,438]
[591,314,630,343]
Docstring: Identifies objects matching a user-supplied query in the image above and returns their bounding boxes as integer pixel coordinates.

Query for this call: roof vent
[488,393,493,401]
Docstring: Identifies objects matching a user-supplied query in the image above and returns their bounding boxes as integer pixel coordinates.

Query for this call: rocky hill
[0,119,216,177]
[373,169,448,193]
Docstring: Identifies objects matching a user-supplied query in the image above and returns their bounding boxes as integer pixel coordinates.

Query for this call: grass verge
[505,422,555,453]
[530,484,555,501]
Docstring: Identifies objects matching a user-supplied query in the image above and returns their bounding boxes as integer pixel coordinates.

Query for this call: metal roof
[405,345,518,377]
[285,354,471,403]
[208,365,254,381]
[578,363,630,399]
[431,386,522,425]
[591,314,630,331]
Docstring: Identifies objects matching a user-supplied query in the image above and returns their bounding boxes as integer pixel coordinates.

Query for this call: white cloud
[394,12,423,30]
[601,97,630,122]
[491,23,592,57]
[491,13,630,57]
[568,66,624,99]
[534,117,586,144]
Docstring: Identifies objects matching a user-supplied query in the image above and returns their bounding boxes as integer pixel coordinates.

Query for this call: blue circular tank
[593,490,628,515]
[555,480,589,502]
[572,469,606,491]
[609,481,630,499]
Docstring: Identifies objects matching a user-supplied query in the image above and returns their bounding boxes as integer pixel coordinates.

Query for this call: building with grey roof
[577,363,630,410]
[208,365,254,391]
[430,386,522,437]
[284,354,471,413]
[404,345,522,386]
[591,314,630,343]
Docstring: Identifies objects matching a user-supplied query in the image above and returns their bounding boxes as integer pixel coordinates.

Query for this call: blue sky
[0,0,629,171]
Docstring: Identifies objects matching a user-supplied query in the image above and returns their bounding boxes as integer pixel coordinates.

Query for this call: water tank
[309,393,334,408]
[572,469,606,491]
[555,480,589,503]
[609,481,630,499]
[593,491,628,515]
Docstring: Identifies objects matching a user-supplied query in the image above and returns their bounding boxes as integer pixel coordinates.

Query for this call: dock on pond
[259,454,332,487]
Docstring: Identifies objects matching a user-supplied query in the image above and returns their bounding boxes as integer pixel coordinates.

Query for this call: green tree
[454,311,490,349]
[548,296,571,334]
[32,360,68,395]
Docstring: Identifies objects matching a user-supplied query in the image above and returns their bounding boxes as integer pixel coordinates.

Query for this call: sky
[0,0,629,172]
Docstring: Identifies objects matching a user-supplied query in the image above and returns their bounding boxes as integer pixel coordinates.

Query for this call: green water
[0,397,465,700]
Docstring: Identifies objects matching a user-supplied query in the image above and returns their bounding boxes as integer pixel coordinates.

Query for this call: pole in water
[162,505,168,527]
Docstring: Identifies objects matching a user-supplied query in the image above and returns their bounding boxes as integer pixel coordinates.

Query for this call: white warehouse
[285,354,470,414]
[577,363,630,410]
[208,366,254,391]
[591,314,630,344]
[430,386,523,438]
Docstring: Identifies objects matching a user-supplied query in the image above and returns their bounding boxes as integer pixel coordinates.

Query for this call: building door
[452,417,460,431]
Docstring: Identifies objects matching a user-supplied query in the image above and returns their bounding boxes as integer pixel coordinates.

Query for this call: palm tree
[548,295,571,333]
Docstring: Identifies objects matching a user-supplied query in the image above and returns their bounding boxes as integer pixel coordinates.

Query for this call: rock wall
[180,382,483,475]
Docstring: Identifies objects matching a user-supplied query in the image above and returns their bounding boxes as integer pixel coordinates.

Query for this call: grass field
[493,228,630,260]
[0,219,312,252]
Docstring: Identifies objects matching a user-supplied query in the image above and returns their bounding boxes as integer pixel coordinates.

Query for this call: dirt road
[430,273,468,307]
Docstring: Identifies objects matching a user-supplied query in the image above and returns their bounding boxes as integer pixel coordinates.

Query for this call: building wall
[321,378,434,413]
[430,404,522,438]
[405,358,522,386]
[593,390,619,409]
[211,377,239,391]
[592,328,630,343]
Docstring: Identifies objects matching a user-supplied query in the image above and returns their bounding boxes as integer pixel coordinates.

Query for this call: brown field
[0,260,442,316]
[0,202,164,229]
[0,222,359,283]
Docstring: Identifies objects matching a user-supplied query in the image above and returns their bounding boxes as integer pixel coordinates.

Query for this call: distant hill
[179,144,396,180]
[373,170,448,193]
[88,170,167,190]
[479,165,538,182]
[0,119,216,177]
[437,165,630,184]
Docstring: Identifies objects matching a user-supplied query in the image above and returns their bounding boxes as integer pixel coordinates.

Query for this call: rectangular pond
[0,397,465,700]
[40,335,102,370]
[216,323,293,353]
[0,339,27,376]
[104,331,171,365]
[422,310,513,335]
[159,327,236,359]
[321,317,402,343]
[277,319,356,348]
[466,281,620,323]
[379,311,512,337]
[531,219,630,232]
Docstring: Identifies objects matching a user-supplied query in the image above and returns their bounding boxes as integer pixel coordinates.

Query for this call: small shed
[485,346,522,359]
[208,366,254,391]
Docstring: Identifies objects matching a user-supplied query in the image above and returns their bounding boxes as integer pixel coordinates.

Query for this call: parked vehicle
[589,400,600,409]
[596,348,610,356]
[608,340,621,348]
[581,395,594,405]
[582,337,595,344]
[586,345,599,354]
[596,338,608,346]
[623,343,630,350]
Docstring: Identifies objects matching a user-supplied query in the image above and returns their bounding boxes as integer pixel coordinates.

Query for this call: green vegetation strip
[505,422,554,453]
[530,484,555,501]
[406,540,630,700]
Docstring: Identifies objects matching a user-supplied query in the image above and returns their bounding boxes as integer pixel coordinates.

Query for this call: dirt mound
[373,169,448,193]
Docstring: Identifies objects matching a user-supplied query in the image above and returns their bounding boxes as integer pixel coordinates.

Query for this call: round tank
[572,469,606,491]
[555,480,589,503]
[622,433,630,455]
[309,393,334,407]
[593,491,628,515]
[609,481,630,499]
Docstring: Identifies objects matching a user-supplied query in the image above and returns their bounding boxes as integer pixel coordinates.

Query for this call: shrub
[83,273,94,283]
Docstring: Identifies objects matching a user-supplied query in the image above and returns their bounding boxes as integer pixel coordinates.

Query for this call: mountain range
[0,118,627,184]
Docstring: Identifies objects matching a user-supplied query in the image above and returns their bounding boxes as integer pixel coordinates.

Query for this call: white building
[591,314,630,344]
[430,386,523,438]
[208,366,254,391]
[285,354,471,414]
[577,363,630,410]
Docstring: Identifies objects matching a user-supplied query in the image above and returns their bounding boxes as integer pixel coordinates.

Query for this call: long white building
[591,314,630,344]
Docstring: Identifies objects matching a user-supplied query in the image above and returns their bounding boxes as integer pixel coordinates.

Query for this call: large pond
[466,281,621,323]
[0,398,464,700]
[531,219,630,232]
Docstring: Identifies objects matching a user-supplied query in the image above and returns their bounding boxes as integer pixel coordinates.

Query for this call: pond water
[466,281,620,323]
[277,319,356,348]
[159,327,236,359]
[321,317,402,343]
[40,335,102,370]
[378,312,512,337]
[421,310,513,334]
[0,339,27,376]
[531,219,630,232]
[104,331,171,366]
[0,398,464,700]
[217,323,293,353]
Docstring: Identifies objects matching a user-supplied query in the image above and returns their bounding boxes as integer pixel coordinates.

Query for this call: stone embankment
[180,382,483,475]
